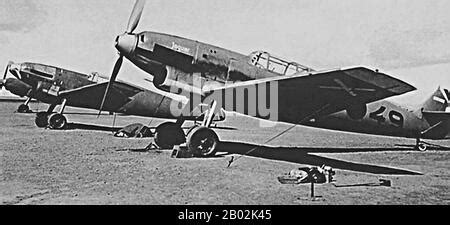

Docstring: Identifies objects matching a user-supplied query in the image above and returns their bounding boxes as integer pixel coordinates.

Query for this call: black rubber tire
[35,112,50,128]
[186,126,219,157]
[154,122,186,149]
[17,104,30,113]
[47,113,67,130]
[346,103,367,120]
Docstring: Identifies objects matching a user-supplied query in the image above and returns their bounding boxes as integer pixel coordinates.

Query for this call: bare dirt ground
[1,101,449,205]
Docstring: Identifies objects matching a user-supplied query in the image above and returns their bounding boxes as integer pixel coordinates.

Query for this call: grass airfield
[1,101,449,205]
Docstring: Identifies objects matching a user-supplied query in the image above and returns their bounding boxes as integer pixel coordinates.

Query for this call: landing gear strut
[153,101,221,157]
[47,99,67,130]
[47,113,67,130]
[186,100,220,157]
[187,126,219,157]
[35,99,68,130]
[17,97,32,113]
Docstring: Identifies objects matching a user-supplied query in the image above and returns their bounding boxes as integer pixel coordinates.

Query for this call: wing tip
[344,67,417,95]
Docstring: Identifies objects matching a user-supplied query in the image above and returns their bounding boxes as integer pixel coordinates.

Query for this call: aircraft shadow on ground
[64,122,237,133]
[218,141,423,175]
[65,123,122,132]
[60,121,425,175]
[395,144,450,151]
[332,182,388,188]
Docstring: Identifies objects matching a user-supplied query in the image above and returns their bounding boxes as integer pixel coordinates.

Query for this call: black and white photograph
[1,0,449,211]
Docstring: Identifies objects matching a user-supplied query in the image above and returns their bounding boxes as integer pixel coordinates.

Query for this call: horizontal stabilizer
[422,111,450,124]
[421,119,450,140]
[422,111,450,139]
[422,111,450,126]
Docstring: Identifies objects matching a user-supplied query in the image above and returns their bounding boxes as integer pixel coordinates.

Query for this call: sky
[0,0,449,107]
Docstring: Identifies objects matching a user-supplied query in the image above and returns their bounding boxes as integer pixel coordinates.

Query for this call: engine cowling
[4,78,32,97]
[152,66,168,89]
[153,66,203,96]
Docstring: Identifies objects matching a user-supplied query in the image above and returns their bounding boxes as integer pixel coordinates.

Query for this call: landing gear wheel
[187,126,219,157]
[17,104,30,113]
[47,113,67,130]
[154,122,186,149]
[35,112,50,128]
[416,143,427,152]
[186,125,199,136]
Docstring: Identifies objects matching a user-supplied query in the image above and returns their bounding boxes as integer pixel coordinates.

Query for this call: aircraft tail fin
[420,88,450,138]
[417,87,449,113]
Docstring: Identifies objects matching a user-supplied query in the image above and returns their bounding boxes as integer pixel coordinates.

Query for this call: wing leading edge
[59,81,144,112]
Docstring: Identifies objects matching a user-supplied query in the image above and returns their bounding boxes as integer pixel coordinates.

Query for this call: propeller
[97,0,146,117]
[1,61,12,89]
[97,56,123,117]
[127,0,146,34]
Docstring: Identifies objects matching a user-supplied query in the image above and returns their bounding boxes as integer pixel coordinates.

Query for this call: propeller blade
[1,62,12,89]
[3,63,11,80]
[126,0,146,34]
[98,56,124,117]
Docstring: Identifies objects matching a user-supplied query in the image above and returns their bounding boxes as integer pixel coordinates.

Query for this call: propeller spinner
[98,0,146,117]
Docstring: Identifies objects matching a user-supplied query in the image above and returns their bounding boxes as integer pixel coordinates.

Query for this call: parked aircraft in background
[0,61,224,136]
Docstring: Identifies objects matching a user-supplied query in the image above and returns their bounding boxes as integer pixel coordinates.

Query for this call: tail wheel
[154,122,186,149]
[47,113,67,130]
[35,112,50,128]
[417,143,427,152]
[187,126,219,157]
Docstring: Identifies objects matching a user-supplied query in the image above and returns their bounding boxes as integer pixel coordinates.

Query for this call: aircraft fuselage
[119,32,313,94]
[4,62,225,122]
[7,63,96,105]
[304,100,430,139]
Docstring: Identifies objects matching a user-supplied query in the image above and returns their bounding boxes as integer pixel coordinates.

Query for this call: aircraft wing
[204,67,416,124]
[58,81,144,112]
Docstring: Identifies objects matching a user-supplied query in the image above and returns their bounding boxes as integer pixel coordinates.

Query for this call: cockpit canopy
[22,63,57,76]
[249,51,314,76]
[21,63,57,79]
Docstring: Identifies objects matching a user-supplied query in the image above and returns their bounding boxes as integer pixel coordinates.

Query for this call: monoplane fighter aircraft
[97,0,422,157]
[0,61,224,132]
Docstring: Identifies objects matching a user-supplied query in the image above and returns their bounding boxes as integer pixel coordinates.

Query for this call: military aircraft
[0,61,224,133]
[97,0,422,157]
